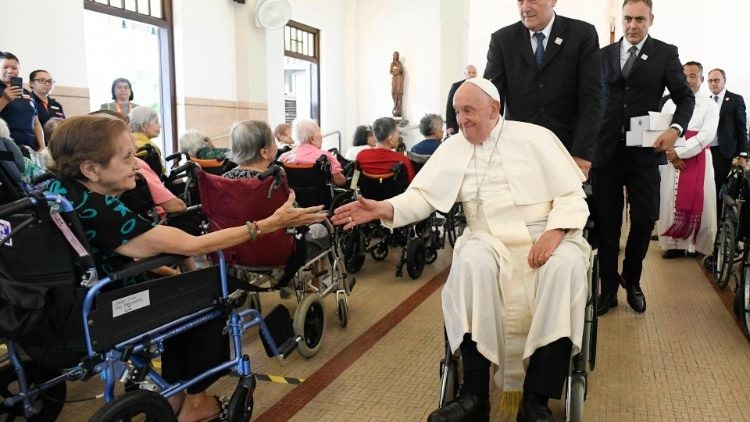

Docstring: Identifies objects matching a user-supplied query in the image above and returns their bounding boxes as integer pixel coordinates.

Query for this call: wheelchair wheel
[406,238,426,279]
[715,220,736,288]
[566,375,586,422]
[337,296,348,328]
[438,357,460,408]
[370,242,388,261]
[89,390,173,422]
[342,230,366,273]
[228,374,256,422]
[446,203,466,248]
[0,359,66,422]
[702,255,716,273]
[247,292,261,315]
[425,245,438,265]
[739,267,750,336]
[293,294,326,358]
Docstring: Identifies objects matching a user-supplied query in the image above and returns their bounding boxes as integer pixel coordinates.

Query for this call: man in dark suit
[593,0,694,316]
[706,68,748,218]
[483,0,603,177]
[445,64,476,136]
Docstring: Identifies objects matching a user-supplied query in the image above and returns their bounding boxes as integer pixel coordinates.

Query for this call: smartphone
[9,76,23,90]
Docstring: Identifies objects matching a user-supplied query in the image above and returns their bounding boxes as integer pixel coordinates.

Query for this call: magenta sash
[661,130,705,240]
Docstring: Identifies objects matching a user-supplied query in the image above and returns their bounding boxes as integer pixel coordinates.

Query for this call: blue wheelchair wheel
[228,375,255,422]
[89,390,173,422]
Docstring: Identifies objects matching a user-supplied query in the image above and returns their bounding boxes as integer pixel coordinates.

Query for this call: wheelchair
[437,187,599,422]
[703,164,749,290]
[353,161,447,279]
[0,192,300,421]
[283,155,367,274]
[197,165,355,357]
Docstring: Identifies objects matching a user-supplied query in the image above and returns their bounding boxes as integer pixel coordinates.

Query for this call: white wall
[0,0,88,87]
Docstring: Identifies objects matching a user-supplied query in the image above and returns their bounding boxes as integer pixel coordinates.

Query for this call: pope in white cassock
[332,78,590,422]
[658,62,719,258]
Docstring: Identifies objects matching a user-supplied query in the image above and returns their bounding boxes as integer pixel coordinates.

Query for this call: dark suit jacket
[483,14,603,160]
[445,79,463,134]
[595,36,694,168]
[715,90,748,159]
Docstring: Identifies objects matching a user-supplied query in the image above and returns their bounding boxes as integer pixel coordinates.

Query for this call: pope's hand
[572,156,591,179]
[527,229,565,268]
[332,195,392,230]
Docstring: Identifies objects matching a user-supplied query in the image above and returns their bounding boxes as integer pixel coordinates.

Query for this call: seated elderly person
[356,117,416,182]
[344,124,376,161]
[223,120,278,179]
[179,129,229,160]
[274,122,294,157]
[278,118,346,186]
[45,115,326,421]
[129,105,164,174]
[411,113,444,155]
[333,78,589,422]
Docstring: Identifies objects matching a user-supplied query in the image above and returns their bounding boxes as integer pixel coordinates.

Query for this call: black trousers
[460,334,572,400]
[591,148,660,295]
[161,317,229,394]
[711,147,732,223]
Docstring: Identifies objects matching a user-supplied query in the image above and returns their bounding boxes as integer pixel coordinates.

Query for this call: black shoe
[625,282,646,313]
[662,249,685,259]
[427,392,489,422]
[516,392,554,422]
[596,291,618,316]
[650,234,658,241]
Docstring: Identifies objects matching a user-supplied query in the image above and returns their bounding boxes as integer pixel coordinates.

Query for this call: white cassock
[383,118,590,391]
[658,92,719,254]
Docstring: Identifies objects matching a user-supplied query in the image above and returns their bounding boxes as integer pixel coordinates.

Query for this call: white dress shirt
[709,88,726,147]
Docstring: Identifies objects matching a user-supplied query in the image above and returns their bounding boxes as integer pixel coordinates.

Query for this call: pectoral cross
[471,193,482,217]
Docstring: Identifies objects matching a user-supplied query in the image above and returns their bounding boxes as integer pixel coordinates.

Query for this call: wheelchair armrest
[109,254,187,281]
[166,204,202,220]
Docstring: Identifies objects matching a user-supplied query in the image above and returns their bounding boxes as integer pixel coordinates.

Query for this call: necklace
[470,120,504,217]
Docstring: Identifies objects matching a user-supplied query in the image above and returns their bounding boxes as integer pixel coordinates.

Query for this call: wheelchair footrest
[260,305,295,358]
[277,335,302,359]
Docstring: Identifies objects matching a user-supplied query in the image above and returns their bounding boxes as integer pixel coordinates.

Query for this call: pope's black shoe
[626,281,646,313]
[516,391,554,422]
[596,291,618,316]
[427,392,489,422]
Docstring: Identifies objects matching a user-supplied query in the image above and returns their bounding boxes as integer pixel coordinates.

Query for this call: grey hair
[372,117,398,142]
[0,118,10,139]
[179,129,210,156]
[229,120,274,165]
[293,118,320,144]
[419,114,443,137]
[129,106,159,133]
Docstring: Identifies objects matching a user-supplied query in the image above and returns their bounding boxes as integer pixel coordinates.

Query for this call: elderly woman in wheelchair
[0,114,326,421]
[195,120,355,357]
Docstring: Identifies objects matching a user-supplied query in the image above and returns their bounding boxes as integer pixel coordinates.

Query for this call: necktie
[622,46,638,79]
[534,32,546,68]
[713,95,720,103]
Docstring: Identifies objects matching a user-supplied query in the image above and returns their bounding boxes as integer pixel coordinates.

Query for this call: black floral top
[46,179,155,285]
[222,168,261,179]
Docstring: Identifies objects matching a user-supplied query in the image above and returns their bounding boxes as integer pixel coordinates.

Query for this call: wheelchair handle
[258,164,283,181]
[165,152,183,162]
[0,197,34,218]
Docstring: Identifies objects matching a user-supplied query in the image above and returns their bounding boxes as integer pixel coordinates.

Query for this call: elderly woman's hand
[267,191,327,231]
[332,195,393,230]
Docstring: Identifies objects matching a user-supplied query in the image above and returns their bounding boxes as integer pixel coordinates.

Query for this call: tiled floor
[40,239,750,420]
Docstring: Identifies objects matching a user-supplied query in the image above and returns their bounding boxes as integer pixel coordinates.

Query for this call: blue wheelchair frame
[1,192,299,419]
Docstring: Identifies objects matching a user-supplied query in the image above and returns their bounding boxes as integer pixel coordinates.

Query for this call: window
[283,21,320,124]
[84,0,177,153]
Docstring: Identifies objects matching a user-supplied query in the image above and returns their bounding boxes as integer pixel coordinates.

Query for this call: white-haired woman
[129,106,164,173]
[179,129,229,160]
[278,118,346,186]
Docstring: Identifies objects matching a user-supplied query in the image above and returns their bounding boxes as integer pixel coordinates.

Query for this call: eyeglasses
[32,78,55,85]
[707,79,723,84]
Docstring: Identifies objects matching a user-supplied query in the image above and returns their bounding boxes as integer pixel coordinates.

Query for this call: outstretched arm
[332,195,394,230]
